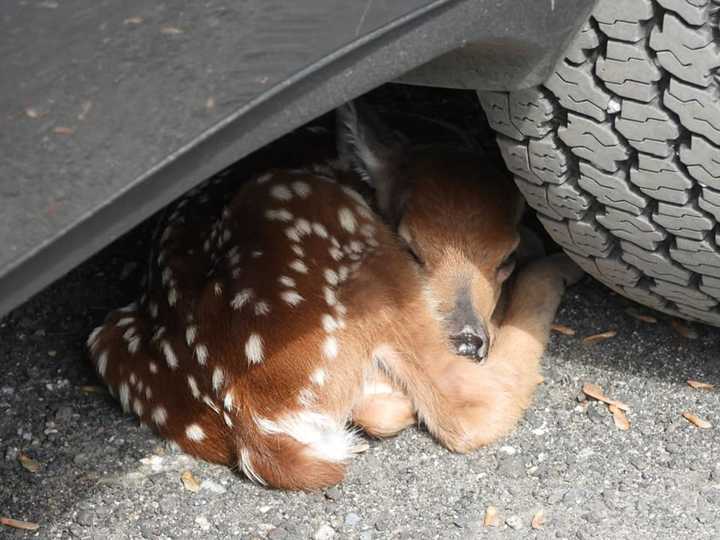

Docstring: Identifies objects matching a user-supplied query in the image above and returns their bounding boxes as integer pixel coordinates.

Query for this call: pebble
[453,512,483,530]
[268,528,288,540]
[0,385,14,396]
[4,446,19,461]
[586,402,608,424]
[344,513,361,528]
[54,405,73,423]
[75,510,93,527]
[665,443,681,455]
[505,515,523,530]
[325,486,341,501]
[374,512,391,531]
[314,524,335,540]
[497,454,526,479]
[195,515,211,531]
[73,452,89,465]
[200,479,227,494]
[563,488,589,506]
[581,502,607,524]
[629,456,648,471]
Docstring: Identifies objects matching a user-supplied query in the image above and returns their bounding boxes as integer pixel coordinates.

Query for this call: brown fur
[87,107,582,490]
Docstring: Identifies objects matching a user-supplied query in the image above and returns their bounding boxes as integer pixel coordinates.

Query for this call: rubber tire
[479,0,720,326]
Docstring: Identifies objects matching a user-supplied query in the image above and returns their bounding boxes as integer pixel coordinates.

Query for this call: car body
[0,0,609,318]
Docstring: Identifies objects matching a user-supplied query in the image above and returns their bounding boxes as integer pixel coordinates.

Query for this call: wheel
[479,0,720,326]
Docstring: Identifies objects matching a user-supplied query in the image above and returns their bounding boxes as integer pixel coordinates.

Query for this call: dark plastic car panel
[0,0,595,317]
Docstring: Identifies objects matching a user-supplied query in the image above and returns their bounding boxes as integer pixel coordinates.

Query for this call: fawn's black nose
[450,326,489,362]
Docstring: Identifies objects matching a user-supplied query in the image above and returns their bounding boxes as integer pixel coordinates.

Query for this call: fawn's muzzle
[450,325,489,361]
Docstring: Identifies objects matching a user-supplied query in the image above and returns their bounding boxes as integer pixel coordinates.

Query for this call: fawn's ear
[336,101,408,224]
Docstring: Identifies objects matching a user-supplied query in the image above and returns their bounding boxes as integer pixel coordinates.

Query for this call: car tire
[479,0,720,326]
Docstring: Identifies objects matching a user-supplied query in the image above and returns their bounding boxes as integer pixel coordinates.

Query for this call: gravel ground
[1,222,720,540]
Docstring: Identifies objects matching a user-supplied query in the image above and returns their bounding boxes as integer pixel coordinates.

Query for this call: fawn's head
[338,102,523,361]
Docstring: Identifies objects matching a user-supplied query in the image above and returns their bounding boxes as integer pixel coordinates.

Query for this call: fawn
[87,103,582,490]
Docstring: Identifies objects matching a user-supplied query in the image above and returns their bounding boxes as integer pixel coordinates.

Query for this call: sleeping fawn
[87,103,582,490]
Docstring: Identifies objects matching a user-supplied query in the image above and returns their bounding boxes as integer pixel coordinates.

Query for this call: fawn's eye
[406,243,424,266]
[398,222,423,266]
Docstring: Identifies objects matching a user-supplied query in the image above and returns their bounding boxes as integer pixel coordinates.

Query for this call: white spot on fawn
[310,368,326,386]
[224,392,234,411]
[254,300,271,316]
[116,317,135,328]
[255,411,366,463]
[289,259,308,274]
[212,367,224,392]
[186,424,206,441]
[278,276,296,288]
[149,302,159,318]
[324,269,338,286]
[338,207,356,233]
[322,336,338,359]
[342,186,367,206]
[152,406,168,425]
[118,301,137,313]
[329,247,343,261]
[194,344,209,365]
[168,288,178,307]
[119,383,130,412]
[285,227,301,242]
[161,267,172,286]
[324,287,337,307]
[203,395,220,414]
[281,291,304,306]
[161,341,178,369]
[292,244,305,257]
[187,375,201,399]
[256,172,272,184]
[96,351,108,376]
[133,398,144,417]
[322,314,338,333]
[185,325,198,346]
[231,289,253,310]
[149,361,158,374]
[122,327,137,342]
[291,181,311,198]
[298,388,316,406]
[87,326,103,350]
[214,282,223,296]
[271,184,292,201]
[312,222,328,238]
[295,218,312,236]
[245,334,264,364]
[240,447,266,485]
[265,209,293,222]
